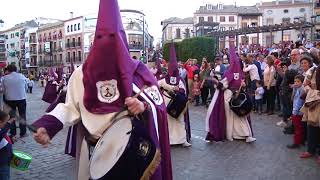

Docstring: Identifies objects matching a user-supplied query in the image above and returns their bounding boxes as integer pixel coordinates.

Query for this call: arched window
[78,23,81,30]
[67,25,69,32]
[74,24,77,31]
[71,25,73,32]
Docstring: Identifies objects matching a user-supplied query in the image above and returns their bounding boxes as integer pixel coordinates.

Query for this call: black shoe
[283,128,294,135]
[287,144,300,149]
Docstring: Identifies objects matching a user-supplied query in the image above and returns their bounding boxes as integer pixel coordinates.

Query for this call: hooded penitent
[222,40,244,90]
[56,65,64,82]
[33,0,173,179]
[42,67,59,103]
[152,52,162,80]
[165,43,180,86]
[82,0,141,114]
[82,0,172,178]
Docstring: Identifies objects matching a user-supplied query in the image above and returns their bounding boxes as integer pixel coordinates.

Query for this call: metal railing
[128,44,143,50]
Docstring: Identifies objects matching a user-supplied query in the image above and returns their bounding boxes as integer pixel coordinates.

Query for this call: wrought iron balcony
[128,44,143,50]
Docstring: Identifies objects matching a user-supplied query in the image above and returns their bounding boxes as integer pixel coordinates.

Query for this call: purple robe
[42,81,58,104]
[206,90,226,141]
[33,62,173,180]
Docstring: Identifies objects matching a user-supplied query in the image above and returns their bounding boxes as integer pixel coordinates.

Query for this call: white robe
[158,79,187,145]
[205,78,253,141]
[47,65,160,180]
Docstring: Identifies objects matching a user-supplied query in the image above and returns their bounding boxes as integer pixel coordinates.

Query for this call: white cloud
[0,0,259,42]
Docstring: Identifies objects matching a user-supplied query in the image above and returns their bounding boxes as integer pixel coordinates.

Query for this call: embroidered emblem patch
[233,73,239,80]
[138,140,151,157]
[96,80,119,103]
[170,77,177,84]
[144,85,163,105]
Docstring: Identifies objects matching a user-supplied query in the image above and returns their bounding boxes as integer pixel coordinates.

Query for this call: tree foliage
[163,37,217,63]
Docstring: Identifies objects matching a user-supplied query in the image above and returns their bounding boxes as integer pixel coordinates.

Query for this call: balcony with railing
[30,50,37,56]
[29,60,37,67]
[58,33,63,39]
[53,34,57,40]
[316,2,320,9]
[76,41,81,47]
[29,37,37,44]
[128,43,143,50]
[0,47,5,53]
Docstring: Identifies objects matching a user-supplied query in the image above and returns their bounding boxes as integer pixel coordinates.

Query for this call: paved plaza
[11,85,320,180]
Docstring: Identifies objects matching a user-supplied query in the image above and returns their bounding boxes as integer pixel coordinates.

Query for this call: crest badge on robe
[144,85,163,105]
[170,77,177,85]
[96,80,120,103]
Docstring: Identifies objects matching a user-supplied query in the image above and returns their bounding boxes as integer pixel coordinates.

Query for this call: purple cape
[42,82,58,104]
[206,90,226,141]
[33,62,173,180]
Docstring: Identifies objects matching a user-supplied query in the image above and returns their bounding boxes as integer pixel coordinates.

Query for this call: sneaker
[182,142,192,147]
[300,152,313,158]
[287,144,300,149]
[246,137,256,143]
[276,121,287,127]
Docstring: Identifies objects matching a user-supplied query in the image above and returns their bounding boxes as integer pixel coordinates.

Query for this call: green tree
[163,37,217,63]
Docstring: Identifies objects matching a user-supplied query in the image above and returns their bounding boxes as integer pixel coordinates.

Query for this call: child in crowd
[192,74,201,106]
[287,75,305,149]
[0,110,15,180]
[255,80,264,114]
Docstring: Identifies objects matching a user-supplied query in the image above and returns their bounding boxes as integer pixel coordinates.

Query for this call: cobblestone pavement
[11,85,320,180]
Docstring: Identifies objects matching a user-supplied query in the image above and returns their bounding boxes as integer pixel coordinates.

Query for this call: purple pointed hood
[70,61,76,74]
[166,43,180,85]
[222,40,243,89]
[57,65,64,82]
[82,0,139,114]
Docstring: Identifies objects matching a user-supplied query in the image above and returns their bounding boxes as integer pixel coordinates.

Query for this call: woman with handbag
[205,39,256,143]
[299,65,320,165]
[158,44,191,147]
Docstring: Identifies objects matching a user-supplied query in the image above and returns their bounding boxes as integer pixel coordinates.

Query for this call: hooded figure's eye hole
[97,35,102,39]
[109,33,115,38]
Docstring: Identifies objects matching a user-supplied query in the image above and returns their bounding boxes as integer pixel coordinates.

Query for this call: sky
[0,0,260,43]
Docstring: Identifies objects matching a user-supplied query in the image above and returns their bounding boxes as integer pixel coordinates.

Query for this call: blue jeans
[255,99,263,112]
[0,164,10,180]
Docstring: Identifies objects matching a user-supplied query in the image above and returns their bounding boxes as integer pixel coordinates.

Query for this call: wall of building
[37,23,65,73]
[259,2,313,46]
[163,23,194,42]
[3,28,22,66]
